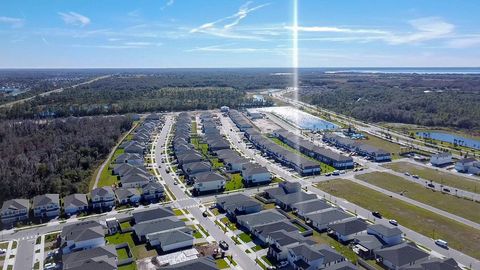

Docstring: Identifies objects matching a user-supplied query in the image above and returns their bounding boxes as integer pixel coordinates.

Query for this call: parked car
[202,211,208,217]
[435,239,448,249]
[372,211,382,218]
[219,240,229,250]
[332,170,340,176]
[325,173,331,176]
[44,263,56,270]
[442,188,451,193]
[173,181,178,185]
[427,183,435,188]
[404,172,410,176]
[412,175,419,179]
[0,249,5,254]
[389,219,398,226]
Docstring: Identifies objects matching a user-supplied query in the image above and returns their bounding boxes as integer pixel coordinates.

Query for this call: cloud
[446,35,480,48]
[294,17,455,45]
[58,12,91,27]
[161,0,175,10]
[188,44,270,53]
[190,1,270,40]
[0,16,25,28]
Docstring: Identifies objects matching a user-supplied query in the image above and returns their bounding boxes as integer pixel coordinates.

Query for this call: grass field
[238,232,252,243]
[225,173,244,191]
[94,148,124,189]
[105,232,157,259]
[216,258,229,269]
[316,179,480,260]
[384,161,480,194]
[270,137,335,173]
[356,172,480,224]
[117,247,130,260]
[361,133,403,159]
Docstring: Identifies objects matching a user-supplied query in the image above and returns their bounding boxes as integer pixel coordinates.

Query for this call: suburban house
[120,172,151,188]
[455,157,480,174]
[352,234,384,259]
[132,207,175,224]
[32,193,60,218]
[251,220,300,244]
[430,152,453,167]
[191,172,226,194]
[265,181,301,200]
[216,193,262,218]
[355,144,392,162]
[403,257,460,270]
[328,218,368,243]
[61,220,106,254]
[273,192,317,210]
[141,182,165,202]
[124,142,145,154]
[177,152,204,167]
[225,156,249,172]
[146,229,194,252]
[159,256,218,270]
[287,243,346,270]
[292,199,332,218]
[115,187,141,205]
[133,217,188,242]
[90,187,116,210]
[367,224,403,246]
[182,161,212,180]
[113,153,143,166]
[236,210,287,232]
[305,208,352,231]
[375,242,429,270]
[63,194,89,216]
[241,164,271,186]
[267,229,316,261]
[0,199,30,225]
[62,245,117,270]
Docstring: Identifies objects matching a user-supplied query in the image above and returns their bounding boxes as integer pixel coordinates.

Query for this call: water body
[416,131,480,150]
[257,106,338,131]
[322,67,480,74]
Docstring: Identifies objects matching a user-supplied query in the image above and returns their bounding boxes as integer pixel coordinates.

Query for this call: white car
[389,219,398,226]
[435,239,448,248]
[44,263,56,269]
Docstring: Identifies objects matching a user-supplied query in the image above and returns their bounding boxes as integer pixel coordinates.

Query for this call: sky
[1,0,480,68]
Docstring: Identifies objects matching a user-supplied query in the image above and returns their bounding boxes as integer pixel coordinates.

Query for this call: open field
[270,137,335,173]
[356,172,480,224]
[384,162,480,194]
[316,179,480,260]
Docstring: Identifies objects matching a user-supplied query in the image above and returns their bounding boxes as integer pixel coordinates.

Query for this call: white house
[455,157,479,173]
[147,229,194,252]
[91,187,115,210]
[64,194,89,216]
[367,224,403,246]
[192,172,226,194]
[241,164,271,186]
[0,199,30,225]
[61,221,106,254]
[32,194,60,218]
[430,152,452,167]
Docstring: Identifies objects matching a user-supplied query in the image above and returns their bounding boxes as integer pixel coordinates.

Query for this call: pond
[257,106,338,131]
[416,131,480,150]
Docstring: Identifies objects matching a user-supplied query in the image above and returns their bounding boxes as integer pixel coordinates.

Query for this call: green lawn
[316,179,480,260]
[211,158,224,169]
[238,232,253,243]
[220,217,238,231]
[191,121,198,134]
[225,173,244,191]
[120,221,132,231]
[173,208,184,216]
[105,232,157,259]
[356,172,480,224]
[270,137,335,173]
[216,259,229,269]
[95,148,124,189]
[359,132,403,160]
[117,247,130,260]
[384,161,480,194]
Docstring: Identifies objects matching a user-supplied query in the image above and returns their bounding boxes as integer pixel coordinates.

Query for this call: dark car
[202,211,209,217]
[219,240,229,250]
[372,211,382,218]
[443,188,451,193]
[427,183,435,188]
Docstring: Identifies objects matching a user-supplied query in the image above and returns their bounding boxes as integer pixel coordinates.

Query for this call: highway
[219,112,480,269]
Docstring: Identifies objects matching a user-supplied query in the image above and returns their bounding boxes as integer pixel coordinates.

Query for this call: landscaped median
[356,171,480,224]
[316,179,480,260]
[384,161,480,195]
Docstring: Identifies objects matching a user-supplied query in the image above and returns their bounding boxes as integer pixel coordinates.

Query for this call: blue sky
[1,0,479,68]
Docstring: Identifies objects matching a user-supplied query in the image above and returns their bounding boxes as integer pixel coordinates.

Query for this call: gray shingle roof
[64,194,88,209]
[292,199,332,214]
[306,208,352,225]
[368,224,403,237]
[237,210,286,228]
[133,217,185,237]
[33,194,59,208]
[147,229,194,247]
[323,260,357,270]
[328,218,368,236]
[375,242,429,266]
[1,199,29,212]
[216,193,261,213]
[62,245,116,270]
[61,221,105,243]
[193,171,226,183]
[132,207,174,224]
[91,186,114,197]
[115,188,140,201]
[159,256,218,270]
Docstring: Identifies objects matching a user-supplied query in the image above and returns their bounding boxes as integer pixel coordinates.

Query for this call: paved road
[14,238,35,270]
[154,115,261,270]
[0,75,111,109]
[220,112,480,269]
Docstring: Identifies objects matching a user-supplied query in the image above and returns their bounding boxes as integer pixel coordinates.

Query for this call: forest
[0,116,132,202]
[295,73,480,130]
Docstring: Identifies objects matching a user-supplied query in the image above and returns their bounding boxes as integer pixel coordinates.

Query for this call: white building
[430,152,452,167]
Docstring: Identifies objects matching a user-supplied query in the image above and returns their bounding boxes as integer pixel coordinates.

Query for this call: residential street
[14,238,35,270]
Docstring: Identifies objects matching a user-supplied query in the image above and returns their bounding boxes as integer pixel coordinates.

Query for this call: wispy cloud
[190,1,270,40]
[161,0,175,10]
[73,41,162,49]
[188,44,270,53]
[0,16,25,28]
[446,35,480,48]
[58,12,91,27]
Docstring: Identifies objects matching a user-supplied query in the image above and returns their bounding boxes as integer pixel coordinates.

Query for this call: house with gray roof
[367,224,403,246]
[124,142,145,154]
[274,191,317,210]
[216,193,262,217]
[225,156,249,172]
[32,194,60,218]
[267,230,316,261]
[214,149,239,162]
[324,260,358,270]
[0,199,30,225]
[287,243,346,270]
[62,245,117,270]
[328,218,368,242]
[241,164,271,186]
[305,208,352,231]
[177,152,204,166]
[64,194,89,216]
[141,182,165,202]
[91,186,115,210]
[146,229,194,252]
[403,257,460,270]
[183,161,212,179]
[120,172,151,188]
[159,256,218,270]
[236,210,287,232]
[61,220,106,254]
[133,217,186,241]
[132,207,174,224]
[252,220,299,244]
[192,172,226,194]
[292,199,332,218]
[115,188,141,205]
[375,242,429,270]
[353,234,384,259]
[113,153,143,166]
